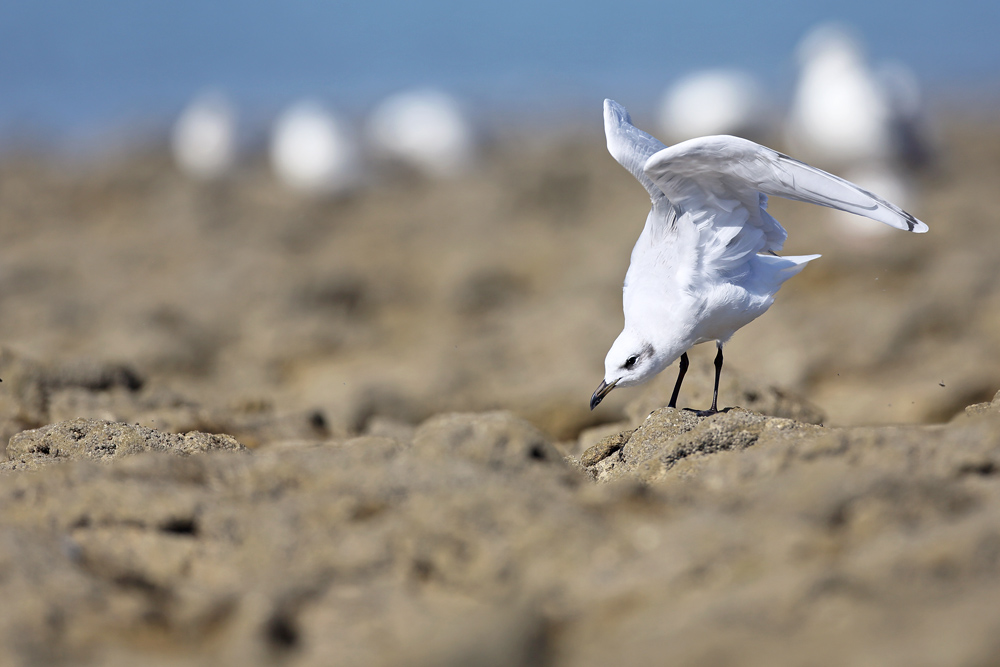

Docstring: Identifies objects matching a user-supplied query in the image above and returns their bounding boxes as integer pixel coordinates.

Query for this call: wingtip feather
[603,99,629,129]
[894,207,928,233]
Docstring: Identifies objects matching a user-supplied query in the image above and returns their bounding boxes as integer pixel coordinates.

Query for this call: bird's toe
[683,407,726,418]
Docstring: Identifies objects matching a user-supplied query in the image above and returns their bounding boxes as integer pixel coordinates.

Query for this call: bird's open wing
[604,99,669,210]
[643,134,928,233]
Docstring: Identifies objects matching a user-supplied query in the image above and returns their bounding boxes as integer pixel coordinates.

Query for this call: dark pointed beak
[590,379,618,410]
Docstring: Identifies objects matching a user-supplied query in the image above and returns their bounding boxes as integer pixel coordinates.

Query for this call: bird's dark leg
[708,344,723,414]
[684,343,724,417]
[667,352,689,409]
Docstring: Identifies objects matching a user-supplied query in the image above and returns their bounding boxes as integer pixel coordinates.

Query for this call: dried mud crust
[3,417,245,471]
[583,407,821,483]
[0,405,999,665]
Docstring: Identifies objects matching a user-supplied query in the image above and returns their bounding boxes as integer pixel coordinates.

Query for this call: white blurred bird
[367,89,475,178]
[659,69,770,142]
[172,91,238,180]
[786,23,929,169]
[270,101,361,195]
[590,100,927,413]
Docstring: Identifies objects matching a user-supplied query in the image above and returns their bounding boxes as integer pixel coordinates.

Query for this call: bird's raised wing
[643,134,928,233]
[604,99,669,210]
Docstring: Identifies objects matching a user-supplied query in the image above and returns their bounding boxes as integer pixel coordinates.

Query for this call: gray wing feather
[643,135,928,233]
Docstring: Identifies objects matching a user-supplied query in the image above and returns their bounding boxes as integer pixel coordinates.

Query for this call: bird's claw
[683,407,723,417]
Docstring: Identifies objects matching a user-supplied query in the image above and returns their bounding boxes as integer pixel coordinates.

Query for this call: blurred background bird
[171,90,238,181]
[367,89,477,179]
[657,69,772,143]
[784,22,934,237]
[270,101,362,195]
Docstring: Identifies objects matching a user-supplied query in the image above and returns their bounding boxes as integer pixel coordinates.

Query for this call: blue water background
[1,0,998,141]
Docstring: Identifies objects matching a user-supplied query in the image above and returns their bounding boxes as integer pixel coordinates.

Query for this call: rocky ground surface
[2,390,1000,666]
[1,114,1000,664]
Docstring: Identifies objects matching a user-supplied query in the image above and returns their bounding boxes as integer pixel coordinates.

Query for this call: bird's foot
[682,407,727,418]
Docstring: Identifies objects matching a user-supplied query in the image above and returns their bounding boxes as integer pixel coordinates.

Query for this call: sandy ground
[0,113,999,664]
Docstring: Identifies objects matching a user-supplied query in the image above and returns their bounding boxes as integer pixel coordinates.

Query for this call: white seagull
[172,91,238,181]
[270,101,361,195]
[590,100,927,414]
[367,89,475,178]
[659,68,770,142]
[786,23,930,171]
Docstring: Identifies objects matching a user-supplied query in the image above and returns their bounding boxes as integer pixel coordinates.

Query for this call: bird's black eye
[624,355,638,369]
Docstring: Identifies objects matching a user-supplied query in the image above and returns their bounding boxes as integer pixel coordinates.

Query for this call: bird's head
[590,329,663,410]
